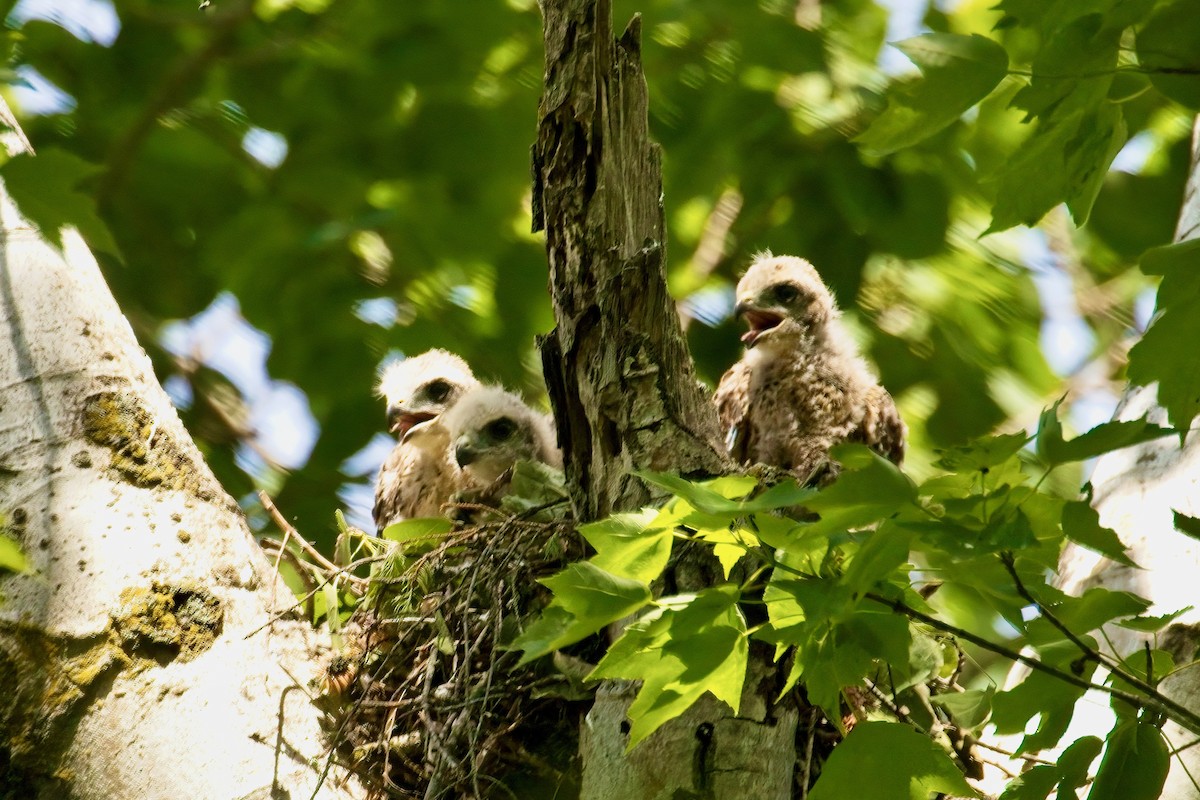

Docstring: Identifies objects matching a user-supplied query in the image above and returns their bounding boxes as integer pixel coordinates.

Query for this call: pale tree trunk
[979,116,1200,797]
[533,1,798,797]
[0,178,363,797]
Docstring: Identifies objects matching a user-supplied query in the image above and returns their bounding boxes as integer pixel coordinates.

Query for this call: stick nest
[327,508,598,799]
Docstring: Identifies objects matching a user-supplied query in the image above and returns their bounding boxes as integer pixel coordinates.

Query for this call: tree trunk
[533,2,797,797]
[533,0,726,522]
[0,180,361,798]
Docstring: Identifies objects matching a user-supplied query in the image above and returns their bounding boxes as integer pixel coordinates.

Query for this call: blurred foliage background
[1,0,1192,548]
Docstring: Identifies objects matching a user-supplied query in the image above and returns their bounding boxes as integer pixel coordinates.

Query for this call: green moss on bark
[81,391,211,499]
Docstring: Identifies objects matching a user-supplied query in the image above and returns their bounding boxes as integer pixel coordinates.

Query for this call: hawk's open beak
[735,302,784,348]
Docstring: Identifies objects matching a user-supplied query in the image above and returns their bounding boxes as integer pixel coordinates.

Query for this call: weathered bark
[978,117,1200,798]
[533,0,726,523]
[0,182,361,798]
[533,2,797,797]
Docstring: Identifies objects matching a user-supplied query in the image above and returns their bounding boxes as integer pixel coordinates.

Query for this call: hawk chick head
[377,349,479,445]
[442,385,561,487]
[734,253,837,351]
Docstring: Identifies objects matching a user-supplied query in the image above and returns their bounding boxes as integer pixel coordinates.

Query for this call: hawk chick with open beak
[372,350,479,531]
[714,252,905,484]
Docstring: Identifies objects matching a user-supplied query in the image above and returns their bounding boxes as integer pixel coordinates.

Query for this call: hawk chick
[714,253,905,483]
[442,385,561,500]
[372,350,479,531]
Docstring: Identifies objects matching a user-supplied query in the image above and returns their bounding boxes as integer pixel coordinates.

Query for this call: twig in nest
[259,489,367,591]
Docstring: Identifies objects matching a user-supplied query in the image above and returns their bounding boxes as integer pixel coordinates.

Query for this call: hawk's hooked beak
[388,404,437,441]
[735,301,784,348]
[455,440,480,468]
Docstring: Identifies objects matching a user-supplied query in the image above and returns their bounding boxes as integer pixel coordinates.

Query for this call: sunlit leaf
[1089,721,1168,800]
[1036,399,1174,465]
[1128,239,1200,433]
[590,586,748,749]
[579,509,672,583]
[0,534,28,574]
[931,686,995,731]
[932,432,1028,472]
[1116,606,1192,632]
[992,641,1097,753]
[801,444,917,536]
[1024,587,1151,647]
[987,105,1125,232]
[855,33,1008,155]
[997,735,1101,800]
[1061,501,1137,567]
[380,517,454,546]
[840,523,912,595]
[808,721,980,800]
[513,562,651,663]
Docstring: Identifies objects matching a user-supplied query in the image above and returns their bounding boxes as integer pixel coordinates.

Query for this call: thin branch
[998,552,1192,721]
[863,591,1200,738]
[258,489,363,586]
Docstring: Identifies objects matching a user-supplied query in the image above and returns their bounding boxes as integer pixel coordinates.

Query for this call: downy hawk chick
[714,253,905,484]
[372,349,479,531]
[442,385,561,503]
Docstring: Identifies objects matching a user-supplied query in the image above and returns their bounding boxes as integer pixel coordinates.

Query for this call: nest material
[331,507,595,799]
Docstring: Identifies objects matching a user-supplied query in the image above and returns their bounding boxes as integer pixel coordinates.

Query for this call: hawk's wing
[372,442,411,532]
[714,360,752,463]
[849,384,906,466]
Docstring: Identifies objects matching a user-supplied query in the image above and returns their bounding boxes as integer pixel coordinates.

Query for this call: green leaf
[512,562,652,663]
[379,517,454,547]
[498,459,569,516]
[932,432,1029,472]
[997,735,1102,800]
[1117,606,1192,632]
[992,641,1096,753]
[808,721,980,800]
[1010,15,1119,123]
[801,444,917,536]
[1137,0,1200,108]
[684,511,750,579]
[579,509,673,583]
[1036,399,1174,465]
[1128,239,1200,432]
[1174,511,1200,540]
[590,586,748,748]
[634,471,751,515]
[634,471,816,515]
[995,0,1151,35]
[1024,587,1151,648]
[1,149,120,256]
[798,610,911,722]
[840,523,912,595]
[1090,721,1169,800]
[987,104,1125,232]
[0,534,28,574]
[1061,501,1137,568]
[931,686,995,731]
[1107,649,1174,721]
[855,33,1008,156]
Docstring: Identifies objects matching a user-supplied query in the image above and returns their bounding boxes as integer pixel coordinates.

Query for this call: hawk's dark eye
[770,284,800,305]
[423,380,452,403]
[484,417,518,441]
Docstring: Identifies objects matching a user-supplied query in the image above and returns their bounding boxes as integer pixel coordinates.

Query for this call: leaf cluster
[514,408,1190,797]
